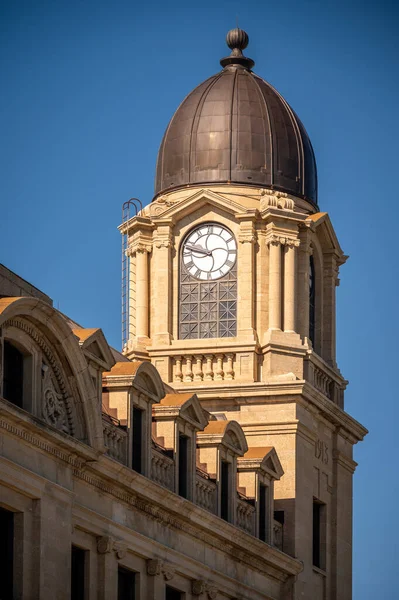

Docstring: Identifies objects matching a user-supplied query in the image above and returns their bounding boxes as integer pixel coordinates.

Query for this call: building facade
[0,29,366,600]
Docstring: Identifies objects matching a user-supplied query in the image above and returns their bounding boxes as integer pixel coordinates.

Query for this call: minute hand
[184,244,212,256]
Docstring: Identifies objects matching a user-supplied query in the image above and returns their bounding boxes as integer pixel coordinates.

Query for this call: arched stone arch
[0,297,104,451]
[132,361,165,402]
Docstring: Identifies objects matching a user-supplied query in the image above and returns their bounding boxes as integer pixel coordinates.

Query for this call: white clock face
[182,224,237,280]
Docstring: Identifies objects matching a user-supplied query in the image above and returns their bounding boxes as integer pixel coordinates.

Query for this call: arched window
[179,223,237,339]
[309,255,316,345]
[3,340,25,408]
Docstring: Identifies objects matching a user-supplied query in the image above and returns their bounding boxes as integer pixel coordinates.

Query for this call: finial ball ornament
[226,28,249,51]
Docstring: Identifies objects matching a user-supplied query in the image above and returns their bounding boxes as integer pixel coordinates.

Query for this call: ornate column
[323,251,339,366]
[297,225,312,341]
[123,216,153,354]
[268,237,282,330]
[152,220,174,345]
[283,240,299,333]
[135,243,151,342]
[236,211,257,341]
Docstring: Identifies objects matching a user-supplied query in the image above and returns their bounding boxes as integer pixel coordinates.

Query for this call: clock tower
[121,29,367,600]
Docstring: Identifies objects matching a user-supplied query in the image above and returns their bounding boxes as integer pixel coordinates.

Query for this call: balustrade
[273,519,283,551]
[102,416,127,464]
[151,447,175,491]
[174,352,235,383]
[305,353,345,405]
[236,496,256,535]
[195,470,217,514]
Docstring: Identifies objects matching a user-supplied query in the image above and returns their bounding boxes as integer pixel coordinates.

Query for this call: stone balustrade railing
[173,352,236,383]
[236,496,256,535]
[304,352,345,407]
[102,415,128,464]
[273,519,283,551]
[151,447,175,491]
[195,470,217,514]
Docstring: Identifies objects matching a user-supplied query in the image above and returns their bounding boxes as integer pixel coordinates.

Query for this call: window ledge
[312,565,327,577]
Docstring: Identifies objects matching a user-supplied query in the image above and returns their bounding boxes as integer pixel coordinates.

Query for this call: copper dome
[154,30,318,207]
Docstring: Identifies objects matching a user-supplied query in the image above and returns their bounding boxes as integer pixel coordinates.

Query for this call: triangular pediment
[180,395,208,430]
[73,328,115,371]
[306,212,346,263]
[150,188,245,222]
[262,449,284,480]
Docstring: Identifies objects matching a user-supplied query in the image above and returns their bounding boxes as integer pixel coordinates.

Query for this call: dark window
[165,585,182,600]
[132,407,143,473]
[259,484,269,542]
[71,546,86,600]
[220,461,230,521]
[0,507,14,600]
[3,340,24,408]
[118,566,136,600]
[309,256,316,345]
[178,434,189,498]
[313,500,326,569]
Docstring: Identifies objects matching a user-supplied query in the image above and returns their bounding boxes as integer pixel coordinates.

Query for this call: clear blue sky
[1,0,398,596]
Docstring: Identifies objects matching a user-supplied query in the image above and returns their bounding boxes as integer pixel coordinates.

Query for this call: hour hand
[184,244,211,256]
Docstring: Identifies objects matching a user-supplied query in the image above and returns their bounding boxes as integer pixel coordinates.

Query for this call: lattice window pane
[179,226,237,340]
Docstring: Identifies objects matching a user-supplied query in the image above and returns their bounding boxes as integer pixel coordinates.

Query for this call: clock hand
[184,244,212,256]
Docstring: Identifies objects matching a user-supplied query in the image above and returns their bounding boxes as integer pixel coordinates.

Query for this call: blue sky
[1,0,398,596]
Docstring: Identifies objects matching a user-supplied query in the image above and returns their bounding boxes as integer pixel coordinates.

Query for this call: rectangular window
[0,507,14,599]
[132,407,143,474]
[118,566,136,600]
[259,484,270,542]
[165,585,182,600]
[313,500,326,569]
[71,546,86,600]
[178,434,189,499]
[220,460,230,522]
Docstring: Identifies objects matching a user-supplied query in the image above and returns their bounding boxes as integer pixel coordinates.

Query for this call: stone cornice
[0,398,101,464]
[180,382,367,443]
[80,458,302,581]
[0,398,302,581]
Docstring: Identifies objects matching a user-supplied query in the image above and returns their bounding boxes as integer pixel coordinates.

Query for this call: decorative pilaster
[236,211,257,341]
[323,251,339,366]
[283,240,299,333]
[152,220,174,345]
[297,225,313,341]
[123,215,153,356]
[267,237,282,330]
[134,243,152,342]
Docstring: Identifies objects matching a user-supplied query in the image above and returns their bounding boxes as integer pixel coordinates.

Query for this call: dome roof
[154,29,318,207]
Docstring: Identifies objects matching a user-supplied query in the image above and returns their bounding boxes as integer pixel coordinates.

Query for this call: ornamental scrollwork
[42,365,68,433]
[260,189,294,211]
[4,318,74,434]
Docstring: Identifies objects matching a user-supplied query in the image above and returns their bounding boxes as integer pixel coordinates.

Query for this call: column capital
[266,233,300,247]
[153,221,175,249]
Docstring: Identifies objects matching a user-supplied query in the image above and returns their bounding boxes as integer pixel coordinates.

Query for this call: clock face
[182,224,237,280]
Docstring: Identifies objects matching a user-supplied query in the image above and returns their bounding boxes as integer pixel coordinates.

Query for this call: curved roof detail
[154,29,318,207]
